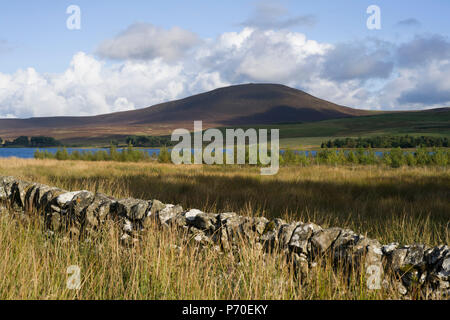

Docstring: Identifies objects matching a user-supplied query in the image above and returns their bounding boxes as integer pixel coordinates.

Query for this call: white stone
[185,209,203,221]
[382,242,399,254]
[56,191,86,205]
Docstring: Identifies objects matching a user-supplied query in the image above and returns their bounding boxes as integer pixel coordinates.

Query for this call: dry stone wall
[0,176,449,299]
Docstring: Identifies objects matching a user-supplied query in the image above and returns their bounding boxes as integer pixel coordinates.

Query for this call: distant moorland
[0,84,448,148]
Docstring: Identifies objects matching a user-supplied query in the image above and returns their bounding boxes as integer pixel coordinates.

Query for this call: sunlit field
[1,158,448,245]
[0,158,448,299]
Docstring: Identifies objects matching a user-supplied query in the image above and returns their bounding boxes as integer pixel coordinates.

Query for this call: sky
[0,0,450,118]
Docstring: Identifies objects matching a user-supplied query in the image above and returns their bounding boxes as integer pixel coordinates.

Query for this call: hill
[0,84,374,144]
[0,83,448,148]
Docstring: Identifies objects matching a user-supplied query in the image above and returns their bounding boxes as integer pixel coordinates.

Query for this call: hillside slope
[0,84,374,142]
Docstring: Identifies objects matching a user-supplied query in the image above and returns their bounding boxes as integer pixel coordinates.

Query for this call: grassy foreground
[0,158,448,245]
[0,212,404,300]
[0,158,448,299]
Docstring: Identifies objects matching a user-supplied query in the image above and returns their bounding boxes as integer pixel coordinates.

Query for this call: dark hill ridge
[0,83,376,141]
[127,83,373,125]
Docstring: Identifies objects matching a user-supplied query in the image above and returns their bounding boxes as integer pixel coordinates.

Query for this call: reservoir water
[0,148,391,159]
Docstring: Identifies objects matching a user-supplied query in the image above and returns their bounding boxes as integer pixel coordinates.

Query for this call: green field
[227,109,450,148]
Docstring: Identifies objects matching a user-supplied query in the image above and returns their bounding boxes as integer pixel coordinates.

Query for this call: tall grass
[0,158,447,299]
[0,158,448,246]
[0,212,402,300]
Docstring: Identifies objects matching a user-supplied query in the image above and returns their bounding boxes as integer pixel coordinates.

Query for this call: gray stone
[252,217,269,235]
[0,176,16,201]
[278,223,298,248]
[115,198,151,220]
[11,180,33,208]
[85,193,115,229]
[150,200,166,216]
[56,191,86,207]
[190,212,218,231]
[425,245,449,267]
[404,244,426,269]
[185,209,203,221]
[36,187,65,210]
[332,229,362,250]
[437,255,450,280]
[289,223,321,255]
[311,227,342,253]
[158,204,184,225]
[388,247,409,271]
[67,191,95,231]
[219,212,237,221]
[24,183,44,212]
[257,218,280,246]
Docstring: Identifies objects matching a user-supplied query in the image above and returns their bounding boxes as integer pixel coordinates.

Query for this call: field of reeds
[0,157,449,299]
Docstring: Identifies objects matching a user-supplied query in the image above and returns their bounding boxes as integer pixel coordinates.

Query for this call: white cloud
[1,26,450,118]
[197,28,330,84]
[0,53,193,117]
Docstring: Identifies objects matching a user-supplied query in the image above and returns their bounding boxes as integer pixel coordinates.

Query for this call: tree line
[125,135,177,147]
[1,136,61,148]
[321,135,449,149]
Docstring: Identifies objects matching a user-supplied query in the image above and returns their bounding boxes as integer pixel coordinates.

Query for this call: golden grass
[0,212,403,300]
[0,158,448,299]
[0,158,448,245]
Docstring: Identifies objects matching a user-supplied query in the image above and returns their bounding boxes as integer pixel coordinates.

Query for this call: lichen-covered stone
[189,212,218,231]
[278,223,298,248]
[57,191,86,206]
[37,187,65,211]
[425,245,449,267]
[24,183,44,212]
[0,176,16,201]
[115,198,151,220]
[67,191,95,233]
[289,223,321,255]
[158,204,184,225]
[437,255,450,281]
[260,218,286,248]
[404,244,427,269]
[311,227,342,254]
[387,247,409,271]
[85,193,116,230]
[150,200,166,216]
